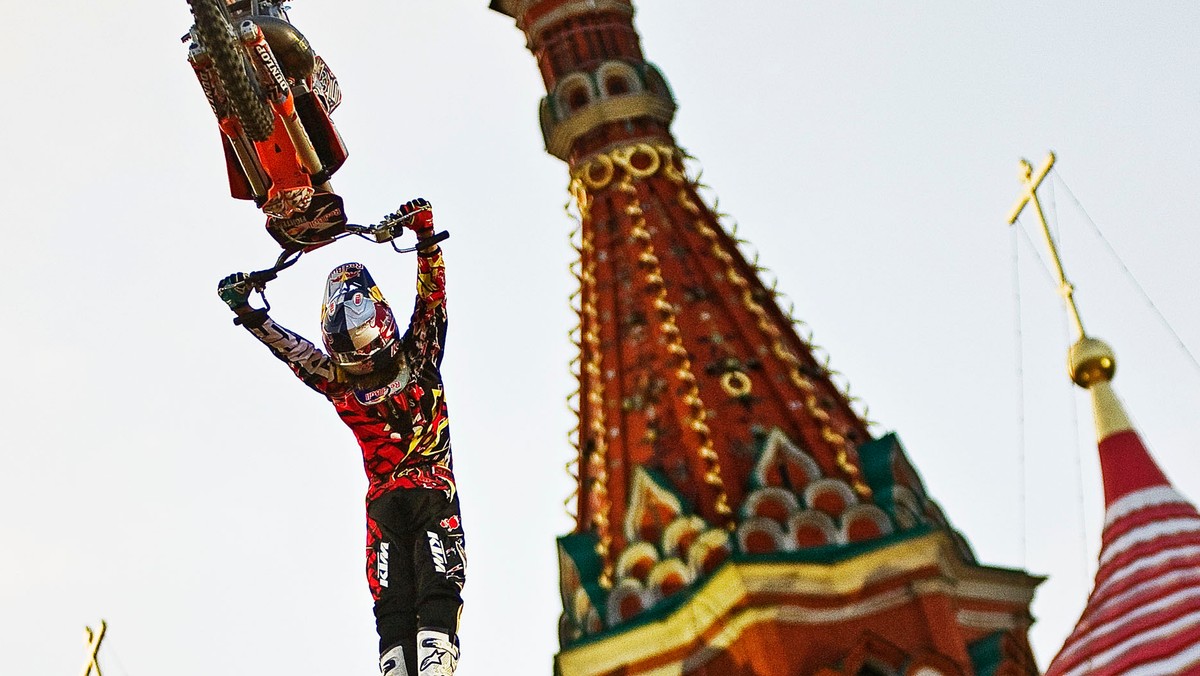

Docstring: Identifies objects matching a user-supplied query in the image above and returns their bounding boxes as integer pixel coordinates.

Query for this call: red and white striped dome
[1046,380,1200,676]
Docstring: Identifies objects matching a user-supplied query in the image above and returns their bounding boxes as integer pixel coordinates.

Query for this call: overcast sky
[2,2,1199,674]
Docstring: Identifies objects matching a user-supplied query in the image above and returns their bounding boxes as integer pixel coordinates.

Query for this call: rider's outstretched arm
[399,199,448,372]
[219,274,344,395]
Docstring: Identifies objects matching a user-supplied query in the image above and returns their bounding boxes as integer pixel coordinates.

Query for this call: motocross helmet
[321,263,398,376]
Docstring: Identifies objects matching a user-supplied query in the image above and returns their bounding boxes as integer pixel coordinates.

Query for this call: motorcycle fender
[253,120,312,196]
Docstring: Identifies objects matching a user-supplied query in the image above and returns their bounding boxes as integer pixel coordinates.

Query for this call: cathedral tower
[490,2,1043,673]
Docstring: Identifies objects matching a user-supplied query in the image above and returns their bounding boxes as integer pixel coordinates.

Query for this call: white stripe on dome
[1095,545,1200,598]
[1104,486,1192,530]
[1056,584,1200,664]
[1099,518,1200,567]
[1083,567,1200,625]
[1121,638,1200,676]
[1060,607,1200,676]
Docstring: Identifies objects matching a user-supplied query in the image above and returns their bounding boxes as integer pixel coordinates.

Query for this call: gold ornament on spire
[1007,151,1118,390]
[1007,152,1141,448]
[1068,336,1116,388]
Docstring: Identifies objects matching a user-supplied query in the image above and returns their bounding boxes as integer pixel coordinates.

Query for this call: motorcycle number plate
[311,56,342,114]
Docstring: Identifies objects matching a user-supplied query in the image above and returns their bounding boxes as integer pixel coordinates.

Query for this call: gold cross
[81,620,106,676]
[1006,151,1087,340]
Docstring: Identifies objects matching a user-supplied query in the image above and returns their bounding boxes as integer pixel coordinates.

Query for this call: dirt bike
[184,0,351,251]
[186,0,450,302]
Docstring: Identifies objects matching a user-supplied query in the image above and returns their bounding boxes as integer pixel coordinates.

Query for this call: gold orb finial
[1068,336,1116,388]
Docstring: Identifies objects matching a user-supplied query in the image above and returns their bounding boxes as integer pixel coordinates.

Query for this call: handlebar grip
[418,230,450,247]
[246,269,278,287]
[232,308,269,327]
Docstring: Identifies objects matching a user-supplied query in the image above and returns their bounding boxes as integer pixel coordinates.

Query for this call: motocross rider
[217,199,464,676]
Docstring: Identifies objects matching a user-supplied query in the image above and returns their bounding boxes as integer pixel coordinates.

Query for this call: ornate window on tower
[596,61,641,98]
[556,72,596,114]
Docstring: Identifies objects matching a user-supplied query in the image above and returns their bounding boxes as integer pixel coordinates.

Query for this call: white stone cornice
[556,531,1043,676]
[958,609,1026,631]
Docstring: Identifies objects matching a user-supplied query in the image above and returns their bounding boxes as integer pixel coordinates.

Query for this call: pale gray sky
[2,2,1199,674]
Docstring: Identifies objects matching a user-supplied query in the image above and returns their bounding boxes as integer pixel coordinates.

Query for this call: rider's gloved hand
[399,198,434,238]
[217,272,252,310]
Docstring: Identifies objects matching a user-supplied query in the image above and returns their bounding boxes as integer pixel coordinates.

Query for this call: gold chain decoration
[564,198,585,523]
[572,143,735,528]
[663,149,873,499]
[569,178,614,587]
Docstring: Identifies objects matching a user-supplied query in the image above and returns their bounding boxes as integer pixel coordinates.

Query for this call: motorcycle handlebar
[246,268,278,288]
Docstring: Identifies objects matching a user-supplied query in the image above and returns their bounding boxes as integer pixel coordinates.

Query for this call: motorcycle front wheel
[189,0,275,142]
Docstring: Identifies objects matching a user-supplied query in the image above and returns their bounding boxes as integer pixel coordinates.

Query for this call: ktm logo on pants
[427,531,447,573]
[378,542,390,587]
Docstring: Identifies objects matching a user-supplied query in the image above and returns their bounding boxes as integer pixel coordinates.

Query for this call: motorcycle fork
[238,20,331,193]
[187,41,271,200]
[227,131,272,202]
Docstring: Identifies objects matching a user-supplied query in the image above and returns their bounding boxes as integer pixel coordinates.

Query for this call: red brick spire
[492,0,872,562]
[494,4,1042,674]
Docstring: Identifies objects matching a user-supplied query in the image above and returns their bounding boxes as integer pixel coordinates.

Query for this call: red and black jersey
[244,247,454,503]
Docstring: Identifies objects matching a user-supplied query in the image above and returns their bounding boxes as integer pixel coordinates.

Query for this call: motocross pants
[367,487,466,673]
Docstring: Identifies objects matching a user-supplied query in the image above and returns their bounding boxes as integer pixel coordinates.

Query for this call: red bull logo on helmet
[329,262,364,283]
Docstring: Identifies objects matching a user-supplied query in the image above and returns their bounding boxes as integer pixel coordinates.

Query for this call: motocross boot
[416,629,459,676]
[379,644,409,676]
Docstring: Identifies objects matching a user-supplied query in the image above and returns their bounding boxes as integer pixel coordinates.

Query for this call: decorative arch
[646,558,693,599]
[742,486,801,523]
[624,467,686,544]
[788,509,840,548]
[554,72,597,117]
[805,477,858,517]
[841,504,895,543]
[752,427,822,491]
[605,577,650,626]
[640,62,674,100]
[737,516,790,554]
[686,528,732,576]
[614,541,659,583]
[569,587,599,634]
[661,515,706,558]
[596,60,642,98]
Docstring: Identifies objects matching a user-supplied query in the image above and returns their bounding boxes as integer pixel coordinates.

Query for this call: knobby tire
[189,0,275,142]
